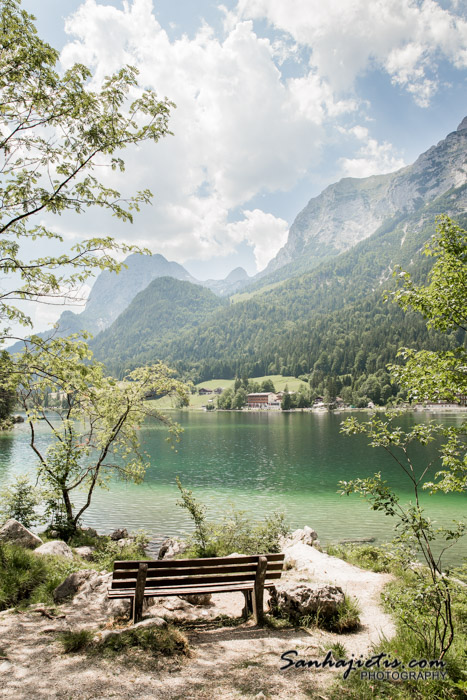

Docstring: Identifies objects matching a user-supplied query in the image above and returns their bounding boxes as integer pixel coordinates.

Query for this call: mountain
[253,116,467,287]
[50,253,199,338]
[92,117,467,383]
[91,277,226,374]
[202,267,251,296]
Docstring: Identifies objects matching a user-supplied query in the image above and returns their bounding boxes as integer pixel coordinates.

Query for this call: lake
[0,410,465,565]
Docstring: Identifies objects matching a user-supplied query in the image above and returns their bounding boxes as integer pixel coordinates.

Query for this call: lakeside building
[246,392,280,409]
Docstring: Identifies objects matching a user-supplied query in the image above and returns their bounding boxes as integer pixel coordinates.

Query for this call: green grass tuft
[59,629,94,653]
[99,625,190,657]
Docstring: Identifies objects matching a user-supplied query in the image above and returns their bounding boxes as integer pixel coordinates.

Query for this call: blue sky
[19,0,467,291]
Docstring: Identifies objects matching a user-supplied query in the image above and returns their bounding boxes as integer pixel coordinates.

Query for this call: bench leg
[242,590,253,619]
[133,562,148,624]
[252,556,267,626]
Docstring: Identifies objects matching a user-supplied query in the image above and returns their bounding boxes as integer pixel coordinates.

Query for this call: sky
[15,0,467,330]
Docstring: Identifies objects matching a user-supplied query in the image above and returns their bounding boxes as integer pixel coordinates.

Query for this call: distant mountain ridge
[255,116,467,286]
[89,115,467,381]
[91,276,226,373]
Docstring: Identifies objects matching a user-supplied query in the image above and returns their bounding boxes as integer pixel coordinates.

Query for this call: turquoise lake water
[0,410,465,564]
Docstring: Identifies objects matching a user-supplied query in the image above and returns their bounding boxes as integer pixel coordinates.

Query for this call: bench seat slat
[108,581,278,598]
[113,553,284,570]
[112,563,284,579]
[111,571,282,589]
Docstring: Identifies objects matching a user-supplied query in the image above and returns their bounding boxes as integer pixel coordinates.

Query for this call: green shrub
[0,543,87,610]
[26,555,85,606]
[328,573,467,700]
[269,594,361,634]
[325,641,347,660]
[176,478,289,557]
[0,475,44,528]
[90,531,149,571]
[330,596,361,633]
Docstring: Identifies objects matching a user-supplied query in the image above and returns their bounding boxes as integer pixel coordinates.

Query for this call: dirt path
[0,545,395,699]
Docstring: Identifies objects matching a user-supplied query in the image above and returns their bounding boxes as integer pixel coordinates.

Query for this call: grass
[0,543,86,610]
[58,629,93,652]
[59,625,190,659]
[0,528,149,610]
[268,595,361,633]
[326,542,399,573]
[326,562,467,699]
[146,375,310,410]
[325,641,347,660]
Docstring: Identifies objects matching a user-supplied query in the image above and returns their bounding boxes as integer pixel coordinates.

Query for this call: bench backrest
[111,553,285,591]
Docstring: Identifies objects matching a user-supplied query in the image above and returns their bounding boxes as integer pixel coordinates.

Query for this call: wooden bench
[108,553,285,625]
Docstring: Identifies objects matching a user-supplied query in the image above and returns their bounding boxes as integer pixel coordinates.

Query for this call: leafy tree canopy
[0,0,174,340]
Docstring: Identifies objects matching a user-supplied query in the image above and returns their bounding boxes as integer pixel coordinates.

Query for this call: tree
[0,0,174,341]
[0,474,43,527]
[388,215,467,405]
[260,378,275,393]
[232,387,247,410]
[9,335,188,539]
[281,391,291,411]
[340,216,466,659]
[218,387,234,410]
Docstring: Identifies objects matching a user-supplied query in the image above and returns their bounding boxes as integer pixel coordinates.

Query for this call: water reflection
[0,411,465,564]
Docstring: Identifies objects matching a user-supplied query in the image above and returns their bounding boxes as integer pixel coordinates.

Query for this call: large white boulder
[269,582,345,621]
[34,540,73,559]
[0,518,43,549]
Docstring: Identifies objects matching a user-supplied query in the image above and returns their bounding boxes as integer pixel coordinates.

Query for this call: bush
[176,478,289,557]
[0,475,44,528]
[26,555,85,607]
[90,531,149,571]
[59,625,190,658]
[0,542,88,610]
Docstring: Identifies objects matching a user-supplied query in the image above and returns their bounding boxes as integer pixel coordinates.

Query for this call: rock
[179,593,212,606]
[339,537,376,545]
[74,546,95,561]
[161,598,194,611]
[133,617,167,630]
[34,540,73,559]
[53,570,97,602]
[269,582,345,621]
[98,617,166,643]
[110,528,128,541]
[0,518,43,549]
[79,526,99,538]
[116,538,134,548]
[157,537,187,560]
[53,568,156,618]
[289,526,319,547]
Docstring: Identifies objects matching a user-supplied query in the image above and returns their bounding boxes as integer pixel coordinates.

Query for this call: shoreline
[154,404,467,413]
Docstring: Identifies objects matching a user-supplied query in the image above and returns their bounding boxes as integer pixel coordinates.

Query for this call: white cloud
[226,209,289,270]
[235,0,467,105]
[57,0,360,270]
[338,126,406,178]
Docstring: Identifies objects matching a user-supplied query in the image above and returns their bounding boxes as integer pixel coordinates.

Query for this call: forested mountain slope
[101,187,466,383]
[91,277,226,374]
